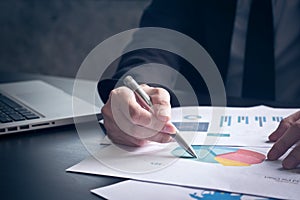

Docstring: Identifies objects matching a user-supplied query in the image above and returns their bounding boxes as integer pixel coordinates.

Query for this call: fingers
[105,111,174,145]
[147,132,173,143]
[267,117,300,169]
[126,85,173,134]
[282,144,300,169]
[269,111,300,142]
[102,85,174,146]
[103,116,148,147]
[111,86,170,131]
[141,84,172,122]
[115,99,174,140]
[102,87,149,146]
[146,121,177,143]
[110,86,152,127]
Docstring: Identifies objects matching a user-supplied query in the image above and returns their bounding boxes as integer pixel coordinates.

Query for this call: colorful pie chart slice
[215,149,266,166]
[172,146,266,167]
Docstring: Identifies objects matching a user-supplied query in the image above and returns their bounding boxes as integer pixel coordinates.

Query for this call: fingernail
[268,133,278,142]
[283,157,297,169]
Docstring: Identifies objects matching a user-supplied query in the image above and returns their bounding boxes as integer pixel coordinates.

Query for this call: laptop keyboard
[0,93,40,123]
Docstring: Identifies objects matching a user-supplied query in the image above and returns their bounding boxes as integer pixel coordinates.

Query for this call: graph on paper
[170,106,298,146]
[174,115,285,129]
[219,115,284,127]
[172,145,265,167]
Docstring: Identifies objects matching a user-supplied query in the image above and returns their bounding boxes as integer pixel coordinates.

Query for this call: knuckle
[159,99,170,106]
[156,88,169,97]
[279,118,293,129]
[101,104,114,120]
[151,88,161,95]
[101,105,109,115]
[110,89,118,97]
[291,121,300,130]
[151,93,170,105]
[140,84,150,88]
[110,87,128,98]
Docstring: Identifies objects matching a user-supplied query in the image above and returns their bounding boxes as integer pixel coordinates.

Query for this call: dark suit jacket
[99,0,238,105]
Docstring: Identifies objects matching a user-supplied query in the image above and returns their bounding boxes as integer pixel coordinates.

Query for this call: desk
[0,72,123,200]
[1,72,299,200]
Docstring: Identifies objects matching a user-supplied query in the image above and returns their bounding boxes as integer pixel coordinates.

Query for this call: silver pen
[123,75,198,158]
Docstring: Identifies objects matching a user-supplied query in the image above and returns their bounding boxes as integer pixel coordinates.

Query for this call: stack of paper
[67,106,300,200]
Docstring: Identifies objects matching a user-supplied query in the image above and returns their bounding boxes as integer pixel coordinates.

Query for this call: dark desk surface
[1,72,299,200]
[0,72,123,200]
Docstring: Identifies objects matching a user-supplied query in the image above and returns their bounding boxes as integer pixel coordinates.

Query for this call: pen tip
[187,147,198,159]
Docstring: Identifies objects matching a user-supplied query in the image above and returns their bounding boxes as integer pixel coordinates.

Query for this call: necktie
[242,0,275,100]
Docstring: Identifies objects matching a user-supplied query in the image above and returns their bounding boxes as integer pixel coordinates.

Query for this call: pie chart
[172,146,265,166]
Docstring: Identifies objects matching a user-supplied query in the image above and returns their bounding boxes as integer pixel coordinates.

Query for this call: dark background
[0,0,150,77]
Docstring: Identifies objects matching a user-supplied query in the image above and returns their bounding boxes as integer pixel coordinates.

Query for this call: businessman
[99,0,300,169]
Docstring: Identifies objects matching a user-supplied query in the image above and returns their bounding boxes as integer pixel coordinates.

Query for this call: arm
[98,1,206,146]
[98,0,205,104]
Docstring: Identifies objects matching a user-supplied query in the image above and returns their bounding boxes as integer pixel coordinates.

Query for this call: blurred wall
[0,0,150,77]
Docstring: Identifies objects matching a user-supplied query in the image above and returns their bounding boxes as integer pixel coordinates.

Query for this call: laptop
[0,80,102,135]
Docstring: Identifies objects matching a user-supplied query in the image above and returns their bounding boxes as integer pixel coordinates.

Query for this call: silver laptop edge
[0,80,102,135]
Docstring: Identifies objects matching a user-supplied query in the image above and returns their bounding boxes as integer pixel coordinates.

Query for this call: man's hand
[101,84,177,147]
[267,111,300,169]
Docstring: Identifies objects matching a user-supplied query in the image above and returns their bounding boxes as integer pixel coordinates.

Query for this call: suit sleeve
[98,0,206,105]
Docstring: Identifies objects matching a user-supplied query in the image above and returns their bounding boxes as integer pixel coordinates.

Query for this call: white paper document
[92,180,276,200]
[67,106,300,200]
[170,106,297,147]
[67,145,300,200]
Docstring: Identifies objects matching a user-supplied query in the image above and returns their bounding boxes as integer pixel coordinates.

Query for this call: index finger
[269,111,300,142]
[267,118,300,161]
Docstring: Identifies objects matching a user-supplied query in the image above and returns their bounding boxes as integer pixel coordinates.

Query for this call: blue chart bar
[220,116,224,127]
[255,116,266,127]
[207,133,230,137]
[237,116,249,124]
[228,116,231,126]
[220,116,232,127]
[272,116,283,122]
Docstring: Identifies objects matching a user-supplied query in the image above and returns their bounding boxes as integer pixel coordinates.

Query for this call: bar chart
[219,115,284,128]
